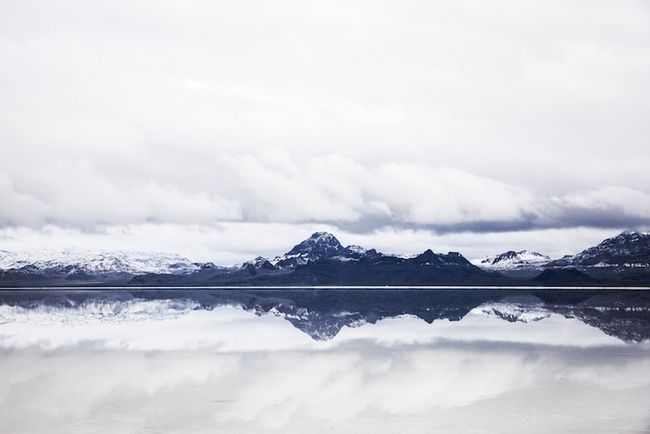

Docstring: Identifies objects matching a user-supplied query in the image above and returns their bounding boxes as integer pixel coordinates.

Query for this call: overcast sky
[1,0,649,263]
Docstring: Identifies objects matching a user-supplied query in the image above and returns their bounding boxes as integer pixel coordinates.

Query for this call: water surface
[1,288,649,433]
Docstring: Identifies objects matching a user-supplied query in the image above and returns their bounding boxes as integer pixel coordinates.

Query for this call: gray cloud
[0,0,649,253]
[0,154,649,233]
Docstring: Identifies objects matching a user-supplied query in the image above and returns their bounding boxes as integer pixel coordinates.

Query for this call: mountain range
[1,230,649,287]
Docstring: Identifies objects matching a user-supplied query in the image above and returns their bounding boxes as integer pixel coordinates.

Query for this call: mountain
[268,232,368,269]
[127,232,502,286]
[238,231,374,271]
[546,231,650,269]
[532,268,597,285]
[2,230,650,287]
[242,256,277,272]
[476,250,550,270]
[0,249,200,277]
[252,248,500,286]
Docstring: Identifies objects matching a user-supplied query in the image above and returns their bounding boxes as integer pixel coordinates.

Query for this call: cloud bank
[1,153,649,233]
[1,0,649,256]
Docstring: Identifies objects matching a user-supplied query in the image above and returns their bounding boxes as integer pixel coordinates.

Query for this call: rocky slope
[546,231,650,269]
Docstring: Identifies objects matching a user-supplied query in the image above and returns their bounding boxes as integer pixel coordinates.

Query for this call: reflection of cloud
[0,302,625,351]
[0,305,315,351]
[2,300,648,431]
[0,343,649,433]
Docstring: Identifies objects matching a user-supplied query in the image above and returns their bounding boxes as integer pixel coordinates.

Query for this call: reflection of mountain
[1,289,648,343]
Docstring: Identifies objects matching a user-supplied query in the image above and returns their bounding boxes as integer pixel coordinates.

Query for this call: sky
[1,0,649,263]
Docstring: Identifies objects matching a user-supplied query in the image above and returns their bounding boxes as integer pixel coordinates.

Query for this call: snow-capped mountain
[241,256,277,271]
[475,250,550,270]
[245,232,372,270]
[240,231,475,273]
[546,231,650,269]
[286,232,348,258]
[3,230,649,286]
[0,249,200,275]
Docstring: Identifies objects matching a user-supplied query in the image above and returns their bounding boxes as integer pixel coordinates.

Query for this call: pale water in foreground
[0,289,649,433]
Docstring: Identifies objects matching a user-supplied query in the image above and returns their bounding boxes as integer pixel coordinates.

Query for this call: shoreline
[1,285,649,291]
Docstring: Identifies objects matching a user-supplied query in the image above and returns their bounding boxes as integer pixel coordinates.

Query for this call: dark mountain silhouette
[2,231,650,287]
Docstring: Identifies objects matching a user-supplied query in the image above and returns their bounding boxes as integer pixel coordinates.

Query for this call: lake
[1,288,649,433]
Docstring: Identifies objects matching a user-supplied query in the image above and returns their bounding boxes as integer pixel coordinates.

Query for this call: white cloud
[0,0,649,253]
[4,152,648,233]
[0,302,623,351]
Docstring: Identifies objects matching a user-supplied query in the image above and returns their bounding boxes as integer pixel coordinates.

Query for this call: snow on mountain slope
[475,250,550,270]
[0,249,200,275]
[244,232,478,272]
[546,231,650,269]
[470,302,552,322]
[264,232,371,269]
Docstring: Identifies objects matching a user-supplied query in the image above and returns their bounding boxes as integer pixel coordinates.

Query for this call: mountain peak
[286,232,344,257]
[554,230,650,268]
[615,231,649,240]
[311,231,336,239]
[477,250,550,270]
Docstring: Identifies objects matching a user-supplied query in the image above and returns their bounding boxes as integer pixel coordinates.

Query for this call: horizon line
[1,285,648,291]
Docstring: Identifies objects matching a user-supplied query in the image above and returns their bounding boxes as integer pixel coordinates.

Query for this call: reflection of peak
[249,303,374,340]
[2,289,649,343]
[237,290,650,343]
[471,301,551,323]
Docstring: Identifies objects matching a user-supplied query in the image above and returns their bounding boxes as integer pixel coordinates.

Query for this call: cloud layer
[1,0,649,255]
[1,152,650,233]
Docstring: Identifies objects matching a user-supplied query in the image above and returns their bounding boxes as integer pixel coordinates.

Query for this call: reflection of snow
[469,303,552,322]
[0,299,626,351]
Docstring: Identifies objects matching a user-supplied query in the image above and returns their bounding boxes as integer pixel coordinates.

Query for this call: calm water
[1,288,649,433]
